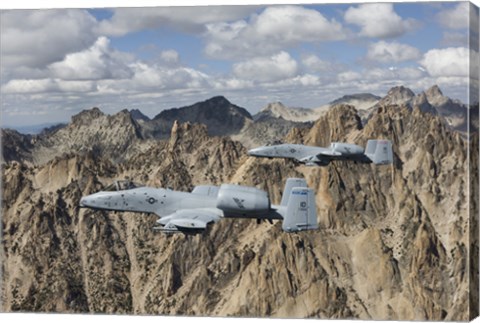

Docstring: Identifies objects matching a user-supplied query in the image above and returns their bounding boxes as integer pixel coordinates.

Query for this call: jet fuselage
[248,143,367,165]
[80,178,318,234]
[79,187,283,219]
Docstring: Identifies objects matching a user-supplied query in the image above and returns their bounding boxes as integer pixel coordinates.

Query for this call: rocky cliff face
[1,98,477,320]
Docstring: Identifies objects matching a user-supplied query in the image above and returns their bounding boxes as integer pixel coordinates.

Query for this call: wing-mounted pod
[216,184,270,214]
[155,209,222,234]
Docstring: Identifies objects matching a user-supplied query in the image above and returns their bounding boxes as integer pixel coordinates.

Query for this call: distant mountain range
[252,93,381,123]
[1,84,475,165]
[256,85,470,132]
[5,122,68,135]
[6,84,470,137]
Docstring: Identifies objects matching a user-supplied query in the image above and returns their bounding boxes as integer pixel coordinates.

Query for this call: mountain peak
[71,107,105,125]
[260,102,288,113]
[425,85,443,98]
[386,86,415,98]
[412,92,437,115]
[424,85,448,107]
[152,96,252,137]
[326,93,380,112]
[204,95,231,105]
[377,86,415,107]
[130,109,150,122]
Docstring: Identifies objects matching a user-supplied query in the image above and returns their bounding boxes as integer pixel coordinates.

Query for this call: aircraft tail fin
[365,139,393,165]
[282,186,318,232]
[280,178,307,206]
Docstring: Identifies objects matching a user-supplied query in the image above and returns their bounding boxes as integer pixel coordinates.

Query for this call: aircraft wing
[191,185,220,197]
[154,209,222,234]
[315,151,342,157]
[299,143,366,165]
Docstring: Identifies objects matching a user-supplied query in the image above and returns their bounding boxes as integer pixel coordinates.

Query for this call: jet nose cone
[79,196,92,208]
[248,147,263,156]
[79,197,86,207]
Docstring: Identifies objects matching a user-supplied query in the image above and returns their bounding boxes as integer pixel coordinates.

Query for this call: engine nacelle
[330,142,364,155]
[216,184,270,214]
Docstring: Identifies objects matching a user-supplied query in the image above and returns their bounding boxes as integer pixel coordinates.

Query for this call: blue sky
[1,1,478,127]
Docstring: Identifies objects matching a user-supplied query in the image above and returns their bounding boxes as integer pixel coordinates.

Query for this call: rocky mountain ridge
[27,108,148,165]
[373,85,468,132]
[255,102,323,122]
[2,98,477,320]
[255,93,381,123]
[2,85,470,166]
[253,85,468,133]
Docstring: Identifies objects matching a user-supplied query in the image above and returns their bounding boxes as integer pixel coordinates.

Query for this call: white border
[1,1,479,323]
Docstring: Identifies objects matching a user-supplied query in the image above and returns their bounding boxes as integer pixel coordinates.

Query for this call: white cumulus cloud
[420,47,471,77]
[344,3,416,38]
[48,37,134,80]
[3,79,95,94]
[364,67,425,81]
[366,41,421,64]
[233,51,298,83]
[436,2,470,30]
[1,9,98,69]
[98,62,210,94]
[96,6,259,36]
[302,54,332,72]
[205,5,346,59]
[212,78,254,91]
[274,74,320,87]
[337,71,361,82]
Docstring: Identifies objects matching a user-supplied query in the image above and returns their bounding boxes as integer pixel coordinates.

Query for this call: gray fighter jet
[248,139,393,166]
[79,178,317,234]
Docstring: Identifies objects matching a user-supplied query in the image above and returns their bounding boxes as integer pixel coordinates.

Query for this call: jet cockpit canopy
[103,180,145,191]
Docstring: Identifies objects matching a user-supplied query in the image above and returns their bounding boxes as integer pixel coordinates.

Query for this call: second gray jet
[248,140,393,166]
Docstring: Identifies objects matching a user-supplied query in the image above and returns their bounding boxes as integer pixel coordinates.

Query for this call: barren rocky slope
[28,108,149,165]
[1,103,477,320]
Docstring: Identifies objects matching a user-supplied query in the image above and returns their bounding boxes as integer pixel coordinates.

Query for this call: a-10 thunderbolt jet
[79,178,317,234]
[248,139,393,166]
